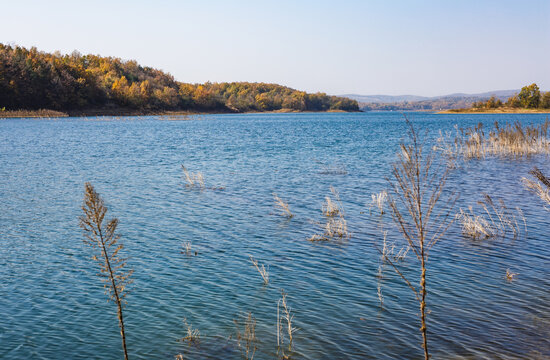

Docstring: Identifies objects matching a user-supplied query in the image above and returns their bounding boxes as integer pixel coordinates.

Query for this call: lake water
[1,112,549,359]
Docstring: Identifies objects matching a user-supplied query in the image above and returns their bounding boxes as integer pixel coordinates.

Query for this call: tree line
[0,44,359,113]
[471,83,550,110]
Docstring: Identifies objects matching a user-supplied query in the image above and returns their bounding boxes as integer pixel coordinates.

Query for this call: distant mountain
[340,94,429,103]
[343,90,519,104]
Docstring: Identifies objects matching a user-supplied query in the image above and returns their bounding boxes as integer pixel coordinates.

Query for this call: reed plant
[273,193,294,218]
[79,182,133,360]
[382,120,456,360]
[522,167,550,208]
[369,191,388,215]
[277,290,298,358]
[249,255,269,285]
[233,312,257,360]
[179,318,200,346]
[181,165,205,189]
[309,187,350,242]
[506,268,519,282]
[181,241,192,255]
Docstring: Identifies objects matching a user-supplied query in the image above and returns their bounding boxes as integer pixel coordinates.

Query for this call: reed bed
[436,119,550,159]
[457,194,522,240]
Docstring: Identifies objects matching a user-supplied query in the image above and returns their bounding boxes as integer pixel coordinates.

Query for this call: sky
[1,0,549,96]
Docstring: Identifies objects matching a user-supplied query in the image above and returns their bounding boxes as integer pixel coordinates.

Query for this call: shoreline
[0,108,359,119]
[437,108,550,114]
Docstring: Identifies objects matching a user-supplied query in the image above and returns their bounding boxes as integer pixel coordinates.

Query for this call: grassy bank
[0,109,69,118]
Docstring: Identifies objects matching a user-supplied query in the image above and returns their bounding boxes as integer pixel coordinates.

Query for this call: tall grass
[383,120,456,360]
[437,119,550,159]
[79,182,133,360]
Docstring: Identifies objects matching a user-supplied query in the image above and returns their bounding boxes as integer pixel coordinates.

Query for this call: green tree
[518,83,541,108]
[539,91,550,109]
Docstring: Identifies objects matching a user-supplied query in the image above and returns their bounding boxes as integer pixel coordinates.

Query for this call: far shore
[437,108,550,114]
[0,108,357,119]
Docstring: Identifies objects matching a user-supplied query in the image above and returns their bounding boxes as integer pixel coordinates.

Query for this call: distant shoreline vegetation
[439,83,550,114]
[0,44,359,117]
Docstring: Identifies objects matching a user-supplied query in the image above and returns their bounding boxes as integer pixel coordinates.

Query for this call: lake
[1,112,549,359]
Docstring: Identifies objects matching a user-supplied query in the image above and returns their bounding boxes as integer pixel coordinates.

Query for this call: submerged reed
[181,165,205,189]
[309,187,349,242]
[249,255,269,285]
[369,191,388,215]
[277,290,298,358]
[273,193,294,218]
[79,182,133,360]
[233,312,257,360]
[179,318,200,346]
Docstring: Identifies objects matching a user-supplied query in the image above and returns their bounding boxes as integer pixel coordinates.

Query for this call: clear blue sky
[1,0,548,96]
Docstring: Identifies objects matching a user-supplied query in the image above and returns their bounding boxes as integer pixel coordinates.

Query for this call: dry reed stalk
[180,318,200,346]
[249,255,269,285]
[277,290,298,357]
[273,193,294,218]
[322,186,341,217]
[233,312,257,360]
[383,119,456,360]
[181,241,192,255]
[522,167,550,208]
[181,165,205,189]
[79,182,133,360]
[369,191,388,215]
[309,187,350,242]
[506,268,518,282]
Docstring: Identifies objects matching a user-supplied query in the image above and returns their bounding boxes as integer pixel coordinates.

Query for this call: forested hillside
[0,44,359,114]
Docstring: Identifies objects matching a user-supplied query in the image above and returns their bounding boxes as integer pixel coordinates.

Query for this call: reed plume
[383,119,456,360]
[79,182,133,360]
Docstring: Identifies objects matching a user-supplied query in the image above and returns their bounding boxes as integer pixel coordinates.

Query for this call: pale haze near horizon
[1,0,548,97]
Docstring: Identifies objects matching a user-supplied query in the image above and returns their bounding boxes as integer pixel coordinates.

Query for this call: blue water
[1,112,549,359]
